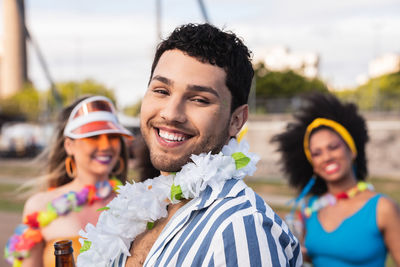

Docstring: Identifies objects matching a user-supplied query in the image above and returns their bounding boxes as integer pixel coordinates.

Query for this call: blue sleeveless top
[305,194,387,267]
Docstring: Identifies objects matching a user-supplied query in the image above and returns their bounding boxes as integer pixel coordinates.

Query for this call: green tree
[0,79,117,122]
[336,71,400,111]
[252,62,328,113]
[57,79,116,106]
[254,63,328,98]
[123,99,142,117]
[0,83,42,121]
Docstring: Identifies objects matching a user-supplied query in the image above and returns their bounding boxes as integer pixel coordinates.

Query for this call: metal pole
[24,29,63,108]
[197,0,210,23]
[156,0,162,41]
[16,0,62,109]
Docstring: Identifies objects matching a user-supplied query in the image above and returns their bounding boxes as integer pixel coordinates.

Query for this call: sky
[1,0,399,108]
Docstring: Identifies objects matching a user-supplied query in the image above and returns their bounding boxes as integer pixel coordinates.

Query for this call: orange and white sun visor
[63,96,133,139]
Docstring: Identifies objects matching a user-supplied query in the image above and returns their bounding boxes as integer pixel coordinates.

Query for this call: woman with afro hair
[271,92,400,266]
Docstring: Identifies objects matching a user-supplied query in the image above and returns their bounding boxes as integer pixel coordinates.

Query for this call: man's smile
[153,126,193,148]
[158,128,190,142]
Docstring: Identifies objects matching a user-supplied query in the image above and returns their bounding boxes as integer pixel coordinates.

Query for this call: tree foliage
[336,71,400,111]
[0,79,117,122]
[58,79,116,105]
[254,62,328,98]
[123,99,142,117]
[0,83,41,121]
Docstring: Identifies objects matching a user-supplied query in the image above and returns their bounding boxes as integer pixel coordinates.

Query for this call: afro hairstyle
[270,92,369,196]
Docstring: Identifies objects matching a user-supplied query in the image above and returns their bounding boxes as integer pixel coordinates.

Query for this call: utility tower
[1,0,28,98]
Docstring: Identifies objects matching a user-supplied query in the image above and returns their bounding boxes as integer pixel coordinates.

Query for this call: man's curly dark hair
[271,92,369,196]
[149,23,254,113]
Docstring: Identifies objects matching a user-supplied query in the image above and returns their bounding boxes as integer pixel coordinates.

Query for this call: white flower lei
[77,138,259,267]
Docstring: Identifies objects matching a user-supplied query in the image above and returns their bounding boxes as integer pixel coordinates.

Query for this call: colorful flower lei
[303,181,374,217]
[5,178,122,266]
[77,138,260,267]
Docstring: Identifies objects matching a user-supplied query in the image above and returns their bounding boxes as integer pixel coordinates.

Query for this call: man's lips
[158,128,190,142]
[153,127,193,146]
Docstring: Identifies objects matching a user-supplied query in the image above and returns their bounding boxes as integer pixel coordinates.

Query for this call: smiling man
[134,23,301,267]
[77,23,302,267]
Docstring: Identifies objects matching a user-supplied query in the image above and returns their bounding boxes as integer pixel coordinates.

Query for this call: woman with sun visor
[5,95,133,267]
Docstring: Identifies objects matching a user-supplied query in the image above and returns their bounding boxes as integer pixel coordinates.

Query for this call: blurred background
[0,0,399,266]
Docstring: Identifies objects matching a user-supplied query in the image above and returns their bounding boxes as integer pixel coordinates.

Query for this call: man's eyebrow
[187,85,220,98]
[151,75,220,98]
[151,75,173,86]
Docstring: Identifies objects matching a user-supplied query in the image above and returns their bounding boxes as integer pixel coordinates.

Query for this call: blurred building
[0,122,54,157]
[258,46,319,79]
[368,53,400,78]
[356,53,400,86]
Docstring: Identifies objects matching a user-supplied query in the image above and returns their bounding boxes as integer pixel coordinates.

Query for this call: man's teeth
[159,130,187,141]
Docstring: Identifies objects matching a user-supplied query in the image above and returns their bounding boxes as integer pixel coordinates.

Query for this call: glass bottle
[54,240,76,267]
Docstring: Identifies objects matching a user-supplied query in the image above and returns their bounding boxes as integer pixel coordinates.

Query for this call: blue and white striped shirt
[113,178,302,266]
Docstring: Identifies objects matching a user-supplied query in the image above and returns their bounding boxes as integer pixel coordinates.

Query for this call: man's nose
[160,97,187,124]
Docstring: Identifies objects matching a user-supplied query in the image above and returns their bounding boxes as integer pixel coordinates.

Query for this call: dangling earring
[65,156,77,178]
[111,157,125,176]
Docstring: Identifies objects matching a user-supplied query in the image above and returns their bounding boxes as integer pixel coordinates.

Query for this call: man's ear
[228,104,248,137]
[64,138,74,155]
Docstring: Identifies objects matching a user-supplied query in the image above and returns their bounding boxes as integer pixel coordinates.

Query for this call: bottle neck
[54,240,75,267]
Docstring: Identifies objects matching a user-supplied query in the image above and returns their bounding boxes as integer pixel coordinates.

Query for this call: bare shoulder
[23,189,62,216]
[377,195,400,229]
[378,196,400,215]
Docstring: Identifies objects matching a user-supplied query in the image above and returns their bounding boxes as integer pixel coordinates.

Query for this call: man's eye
[153,88,169,95]
[191,98,210,104]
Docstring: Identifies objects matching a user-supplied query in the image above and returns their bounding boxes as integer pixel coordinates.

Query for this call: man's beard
[149,126,230,173]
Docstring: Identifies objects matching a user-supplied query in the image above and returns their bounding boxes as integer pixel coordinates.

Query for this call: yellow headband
[303,118,357,163]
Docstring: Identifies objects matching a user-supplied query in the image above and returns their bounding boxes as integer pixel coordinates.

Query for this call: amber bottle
[54,240,76,267]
